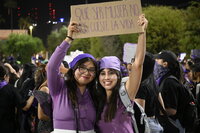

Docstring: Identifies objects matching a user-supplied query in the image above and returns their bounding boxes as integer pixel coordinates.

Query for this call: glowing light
[60,18,64,22]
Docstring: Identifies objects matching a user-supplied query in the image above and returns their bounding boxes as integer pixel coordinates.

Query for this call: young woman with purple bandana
[47,22,98,133]
[154,50,185,133]
[95,14,148,133]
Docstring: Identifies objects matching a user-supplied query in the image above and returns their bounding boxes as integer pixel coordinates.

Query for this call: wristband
[66,36,74,41]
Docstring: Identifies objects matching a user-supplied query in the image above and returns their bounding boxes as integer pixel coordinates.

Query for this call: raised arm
[4,63,20,78]
[47,22,79,96]
[126,14,148,100]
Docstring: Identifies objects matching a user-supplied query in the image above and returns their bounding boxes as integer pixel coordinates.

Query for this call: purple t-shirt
[47,41,96,131]
[97,99,134,133]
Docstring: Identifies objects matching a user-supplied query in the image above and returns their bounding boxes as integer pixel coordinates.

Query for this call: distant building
[0,29,28,40]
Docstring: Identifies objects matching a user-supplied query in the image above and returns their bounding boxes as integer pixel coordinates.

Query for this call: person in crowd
[135,52,164,133]
[33,64,53,133]
[16,63,36,93]
[11,63,22,78]
[0,63,34,133]
[121,62,129,77]
[95,14,148,133]
[47,21,98,132]
[191,62,200,91]
[59,62,69,78]
[154,50,185,132]
[62,61,69,69]
[182,60,196,95]
[127,63,132,75]
[15,63,37,133]
[190,49,200,64]
[4,62,20,85]
[190,62,200,133]
[33,62,69,133]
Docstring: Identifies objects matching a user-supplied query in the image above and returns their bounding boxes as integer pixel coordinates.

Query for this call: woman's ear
[163,61,168,67]
[192,71,197,80]
[3,74,6,80]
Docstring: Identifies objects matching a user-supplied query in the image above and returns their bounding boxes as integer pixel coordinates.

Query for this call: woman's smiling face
[74,60,96,86]
[99,68,118,90]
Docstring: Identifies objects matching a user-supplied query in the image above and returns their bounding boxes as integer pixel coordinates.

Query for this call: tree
[101,35,123,59]
[90,37,105,58]
[48,26,92,55]
[179,1,200,54]
[18,17,32,29]
[3,34,44,63]
[119,34,138,45]
[69,38,91,54]
[47,26,67,54]
[90,35,123,59]
[143,6,185,54]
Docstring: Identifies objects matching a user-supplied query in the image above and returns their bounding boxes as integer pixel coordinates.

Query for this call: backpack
[160,75,198,130]
[119,77,150,133]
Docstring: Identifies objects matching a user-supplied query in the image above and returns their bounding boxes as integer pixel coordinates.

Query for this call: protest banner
[123,43,137,63]
[71,0,142,38]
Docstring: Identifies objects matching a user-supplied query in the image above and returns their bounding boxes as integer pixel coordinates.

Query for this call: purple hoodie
[47,41,96,131]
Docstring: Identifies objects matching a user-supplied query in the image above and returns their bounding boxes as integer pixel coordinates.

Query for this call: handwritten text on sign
[71,0,142,38]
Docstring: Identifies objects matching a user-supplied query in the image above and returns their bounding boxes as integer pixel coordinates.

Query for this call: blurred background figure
[0,62,34,133]
[33,63,53,133]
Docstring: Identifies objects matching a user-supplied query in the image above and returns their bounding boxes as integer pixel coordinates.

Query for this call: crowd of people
[0,14,200,133]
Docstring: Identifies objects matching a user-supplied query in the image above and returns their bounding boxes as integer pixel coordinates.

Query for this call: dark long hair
[34,64,47,89]
[164,59,182,81]
[65,57,98,108]
[141,52,155,82]
[17,63,36,88]
[96,69,122,122]
[158,51,182,81]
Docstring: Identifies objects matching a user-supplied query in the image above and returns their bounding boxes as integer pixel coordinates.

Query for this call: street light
[29,25,33,36]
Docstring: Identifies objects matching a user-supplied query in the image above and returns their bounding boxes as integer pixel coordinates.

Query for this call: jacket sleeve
[47,41,71,97]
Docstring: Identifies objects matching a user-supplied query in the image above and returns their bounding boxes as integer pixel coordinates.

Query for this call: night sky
[1,0,192,27]
[37,0,192,22]
[0,0,192,45]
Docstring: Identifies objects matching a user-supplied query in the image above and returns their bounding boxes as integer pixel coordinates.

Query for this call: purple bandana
[99,56,121,71]
[153,62,169,81]
[0,81,8,89]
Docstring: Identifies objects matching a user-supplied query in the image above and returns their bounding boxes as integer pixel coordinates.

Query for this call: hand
[67,21,80,38]
[4,63,18,76]
[137,14,148,31]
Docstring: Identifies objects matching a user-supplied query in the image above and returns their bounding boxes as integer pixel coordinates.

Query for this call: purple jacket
[47,41,96,131]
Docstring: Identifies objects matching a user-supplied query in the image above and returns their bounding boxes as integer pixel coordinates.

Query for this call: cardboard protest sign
[71,0,142,38]
[123,43,137,63]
